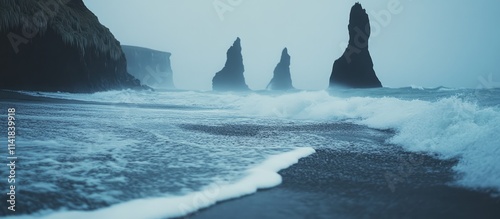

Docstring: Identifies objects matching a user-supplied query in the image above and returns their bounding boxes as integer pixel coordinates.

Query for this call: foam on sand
[6,147,315,219]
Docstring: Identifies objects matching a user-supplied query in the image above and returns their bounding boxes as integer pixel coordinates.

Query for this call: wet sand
[189,149,500,219]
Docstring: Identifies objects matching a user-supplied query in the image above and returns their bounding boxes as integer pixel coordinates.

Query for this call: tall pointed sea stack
[0,0,142,92]
[267,48,294,90]
[212,38,249,91]
[329,3,382,88]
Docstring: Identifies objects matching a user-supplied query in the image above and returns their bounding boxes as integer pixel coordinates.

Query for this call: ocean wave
[15,90,245,109]
[10,89,500,191]
[233,91,500,191]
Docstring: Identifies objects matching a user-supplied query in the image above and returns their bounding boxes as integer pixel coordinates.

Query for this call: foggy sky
[85,0,500,90]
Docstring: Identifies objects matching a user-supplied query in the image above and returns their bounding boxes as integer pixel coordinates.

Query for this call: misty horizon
[86,0,500,90]
[85,0,500,90]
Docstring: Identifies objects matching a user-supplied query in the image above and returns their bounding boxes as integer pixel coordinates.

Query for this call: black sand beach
[2,90,499,218]
[189,149,500,219]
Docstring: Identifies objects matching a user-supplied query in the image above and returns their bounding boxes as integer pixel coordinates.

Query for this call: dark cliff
[267,48,294,90]
[0,0,142,92]
[212,38,249,91]
[329,3,382,88]
[122,45,174,89]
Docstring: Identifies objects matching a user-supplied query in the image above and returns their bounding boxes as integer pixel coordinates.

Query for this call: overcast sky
[85,0,500,90]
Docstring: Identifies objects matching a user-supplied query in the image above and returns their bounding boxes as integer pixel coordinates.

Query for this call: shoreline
[189,148,500,219]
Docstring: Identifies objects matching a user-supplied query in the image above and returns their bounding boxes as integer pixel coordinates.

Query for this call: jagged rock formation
[122,45,174,89]
[0,0,142,92]
[329,3,382,88]
[212,38,249,91]
[267,48,294,90]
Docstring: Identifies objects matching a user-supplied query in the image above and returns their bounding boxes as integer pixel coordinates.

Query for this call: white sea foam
[410,85,425,90]
[17,90,244,109]
[12,88,500,213]
[233,91,500,191]
[6,147,315,219]
[16,89,500,191]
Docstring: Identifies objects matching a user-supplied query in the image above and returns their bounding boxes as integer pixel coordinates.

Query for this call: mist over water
[85,1,500,89]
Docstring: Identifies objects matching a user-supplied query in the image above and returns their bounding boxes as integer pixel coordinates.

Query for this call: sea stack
[0,0,142,92]
[329,3,382,88]
[212,37,249,91]
[267,48,294,90]
[122,45,175,89]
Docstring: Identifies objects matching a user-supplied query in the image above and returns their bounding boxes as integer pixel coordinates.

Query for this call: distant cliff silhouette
[0,0,142,92]
[122,45,175,89]
[267,48,294,90]
[212,38,249,91]
[329,3,382,88]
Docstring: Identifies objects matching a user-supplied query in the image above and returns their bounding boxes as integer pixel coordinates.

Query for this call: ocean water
[0,87,499,218]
